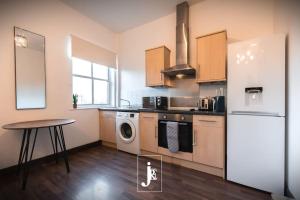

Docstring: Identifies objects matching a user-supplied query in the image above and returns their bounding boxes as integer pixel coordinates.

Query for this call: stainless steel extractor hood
[162,1,195,77]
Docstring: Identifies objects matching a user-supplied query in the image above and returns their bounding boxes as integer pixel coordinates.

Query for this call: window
[72,57,116,106]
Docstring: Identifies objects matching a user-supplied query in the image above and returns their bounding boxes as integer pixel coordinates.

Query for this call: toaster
[198,97,214,111]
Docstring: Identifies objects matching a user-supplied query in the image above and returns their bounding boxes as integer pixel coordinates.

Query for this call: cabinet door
[210,32,226,81]
[196,31,227,82]
[193,116,224,168]
[197,36,211,81]
[99,111,116,143]
[145,48,164,86]
[140,113,158,152]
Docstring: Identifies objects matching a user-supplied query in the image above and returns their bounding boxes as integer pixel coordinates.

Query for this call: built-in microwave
[142,96,168,110]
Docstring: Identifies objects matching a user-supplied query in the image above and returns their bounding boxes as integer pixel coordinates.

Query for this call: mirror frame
[14,26,47,110]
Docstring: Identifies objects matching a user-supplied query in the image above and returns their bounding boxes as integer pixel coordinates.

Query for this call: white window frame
[72,58,114,106]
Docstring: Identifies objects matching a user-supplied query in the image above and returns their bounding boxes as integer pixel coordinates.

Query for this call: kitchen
[0,0,299,200]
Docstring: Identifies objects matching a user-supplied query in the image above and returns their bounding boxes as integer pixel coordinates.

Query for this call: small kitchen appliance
[213,96,225,112]
[198,97,214,111]
[142,96,168,110]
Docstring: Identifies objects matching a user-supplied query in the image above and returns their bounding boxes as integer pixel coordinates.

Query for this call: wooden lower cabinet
[99,111,225,177]
[158,147,192,161]
[139,112,158,152]
[192,115,225,169]
[99,111,116,144]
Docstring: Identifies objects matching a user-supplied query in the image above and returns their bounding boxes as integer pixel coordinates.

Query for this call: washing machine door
[118,120,136,144]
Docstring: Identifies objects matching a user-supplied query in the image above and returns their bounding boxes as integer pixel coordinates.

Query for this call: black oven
[158,113,193,153]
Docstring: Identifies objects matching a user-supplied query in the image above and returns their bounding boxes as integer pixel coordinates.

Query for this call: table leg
[60,126,70,173]
[17,129,27,175]
[21,128,31,190]
[48,127,58,163]
[55,128,58,163]
[55,126,70,173]
[29,129,38,160]
[50,126,70,173]
[21,128,38,190]
[54,126,63,152]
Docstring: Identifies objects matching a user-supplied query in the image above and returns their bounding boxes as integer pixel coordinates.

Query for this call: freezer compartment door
[227,114,285,195]
[227,34,285,116]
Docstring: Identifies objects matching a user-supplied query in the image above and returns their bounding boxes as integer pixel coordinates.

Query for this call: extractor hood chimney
[162,1,195,77]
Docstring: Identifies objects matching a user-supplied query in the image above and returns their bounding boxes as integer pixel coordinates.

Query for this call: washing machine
[116,112,140,155]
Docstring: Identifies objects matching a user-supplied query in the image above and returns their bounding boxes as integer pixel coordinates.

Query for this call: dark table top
[2,119,76,130]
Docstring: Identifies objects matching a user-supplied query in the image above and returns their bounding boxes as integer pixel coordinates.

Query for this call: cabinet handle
[160,73,163,81]
[198,119,217,123]
[155,126,158,138]
[143,116,154,119]
[193,130,196,146]
[196,64,200,79]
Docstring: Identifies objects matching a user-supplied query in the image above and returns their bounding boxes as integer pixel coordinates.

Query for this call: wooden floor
[0,145,271,200]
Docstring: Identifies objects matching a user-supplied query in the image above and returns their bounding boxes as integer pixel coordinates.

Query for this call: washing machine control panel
[116,112,139,119]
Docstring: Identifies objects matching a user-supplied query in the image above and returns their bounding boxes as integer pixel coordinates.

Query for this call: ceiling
[60,0,203,33]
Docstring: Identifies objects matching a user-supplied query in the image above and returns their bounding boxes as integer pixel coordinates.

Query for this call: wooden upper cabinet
[192,115,225,169]
[139,112,158,152]
[99,111,116,144]
[196,31,227,83]
[145,46,173,87]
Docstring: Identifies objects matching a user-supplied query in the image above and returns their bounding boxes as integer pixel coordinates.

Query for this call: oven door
[158,120,193,153]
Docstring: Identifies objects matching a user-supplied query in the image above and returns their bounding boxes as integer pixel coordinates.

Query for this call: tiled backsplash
[199,84,227,98]
[120,78,226,107]
[169,96,198,108]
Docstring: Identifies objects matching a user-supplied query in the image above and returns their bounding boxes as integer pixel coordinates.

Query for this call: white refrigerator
[227,34,286,195]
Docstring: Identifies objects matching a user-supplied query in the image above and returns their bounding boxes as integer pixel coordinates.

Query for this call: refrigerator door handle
[230,111,283,117]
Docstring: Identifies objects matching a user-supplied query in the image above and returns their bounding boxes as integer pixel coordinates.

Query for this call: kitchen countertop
[98,107,225,116]
[99,107,140,112]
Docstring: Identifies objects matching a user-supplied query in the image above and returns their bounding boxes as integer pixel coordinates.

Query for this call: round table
[2,119,76,189]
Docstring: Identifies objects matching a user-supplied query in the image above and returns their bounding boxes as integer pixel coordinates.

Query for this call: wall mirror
[14,27,46,109]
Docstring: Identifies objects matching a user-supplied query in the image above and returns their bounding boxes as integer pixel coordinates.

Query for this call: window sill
[69,105,114,110]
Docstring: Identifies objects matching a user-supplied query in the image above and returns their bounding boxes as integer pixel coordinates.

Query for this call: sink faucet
[120,98,131,107]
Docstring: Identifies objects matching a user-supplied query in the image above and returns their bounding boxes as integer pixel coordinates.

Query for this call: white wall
[0,0,118,169]
[274,1,300,198]
[118,0,274,106]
